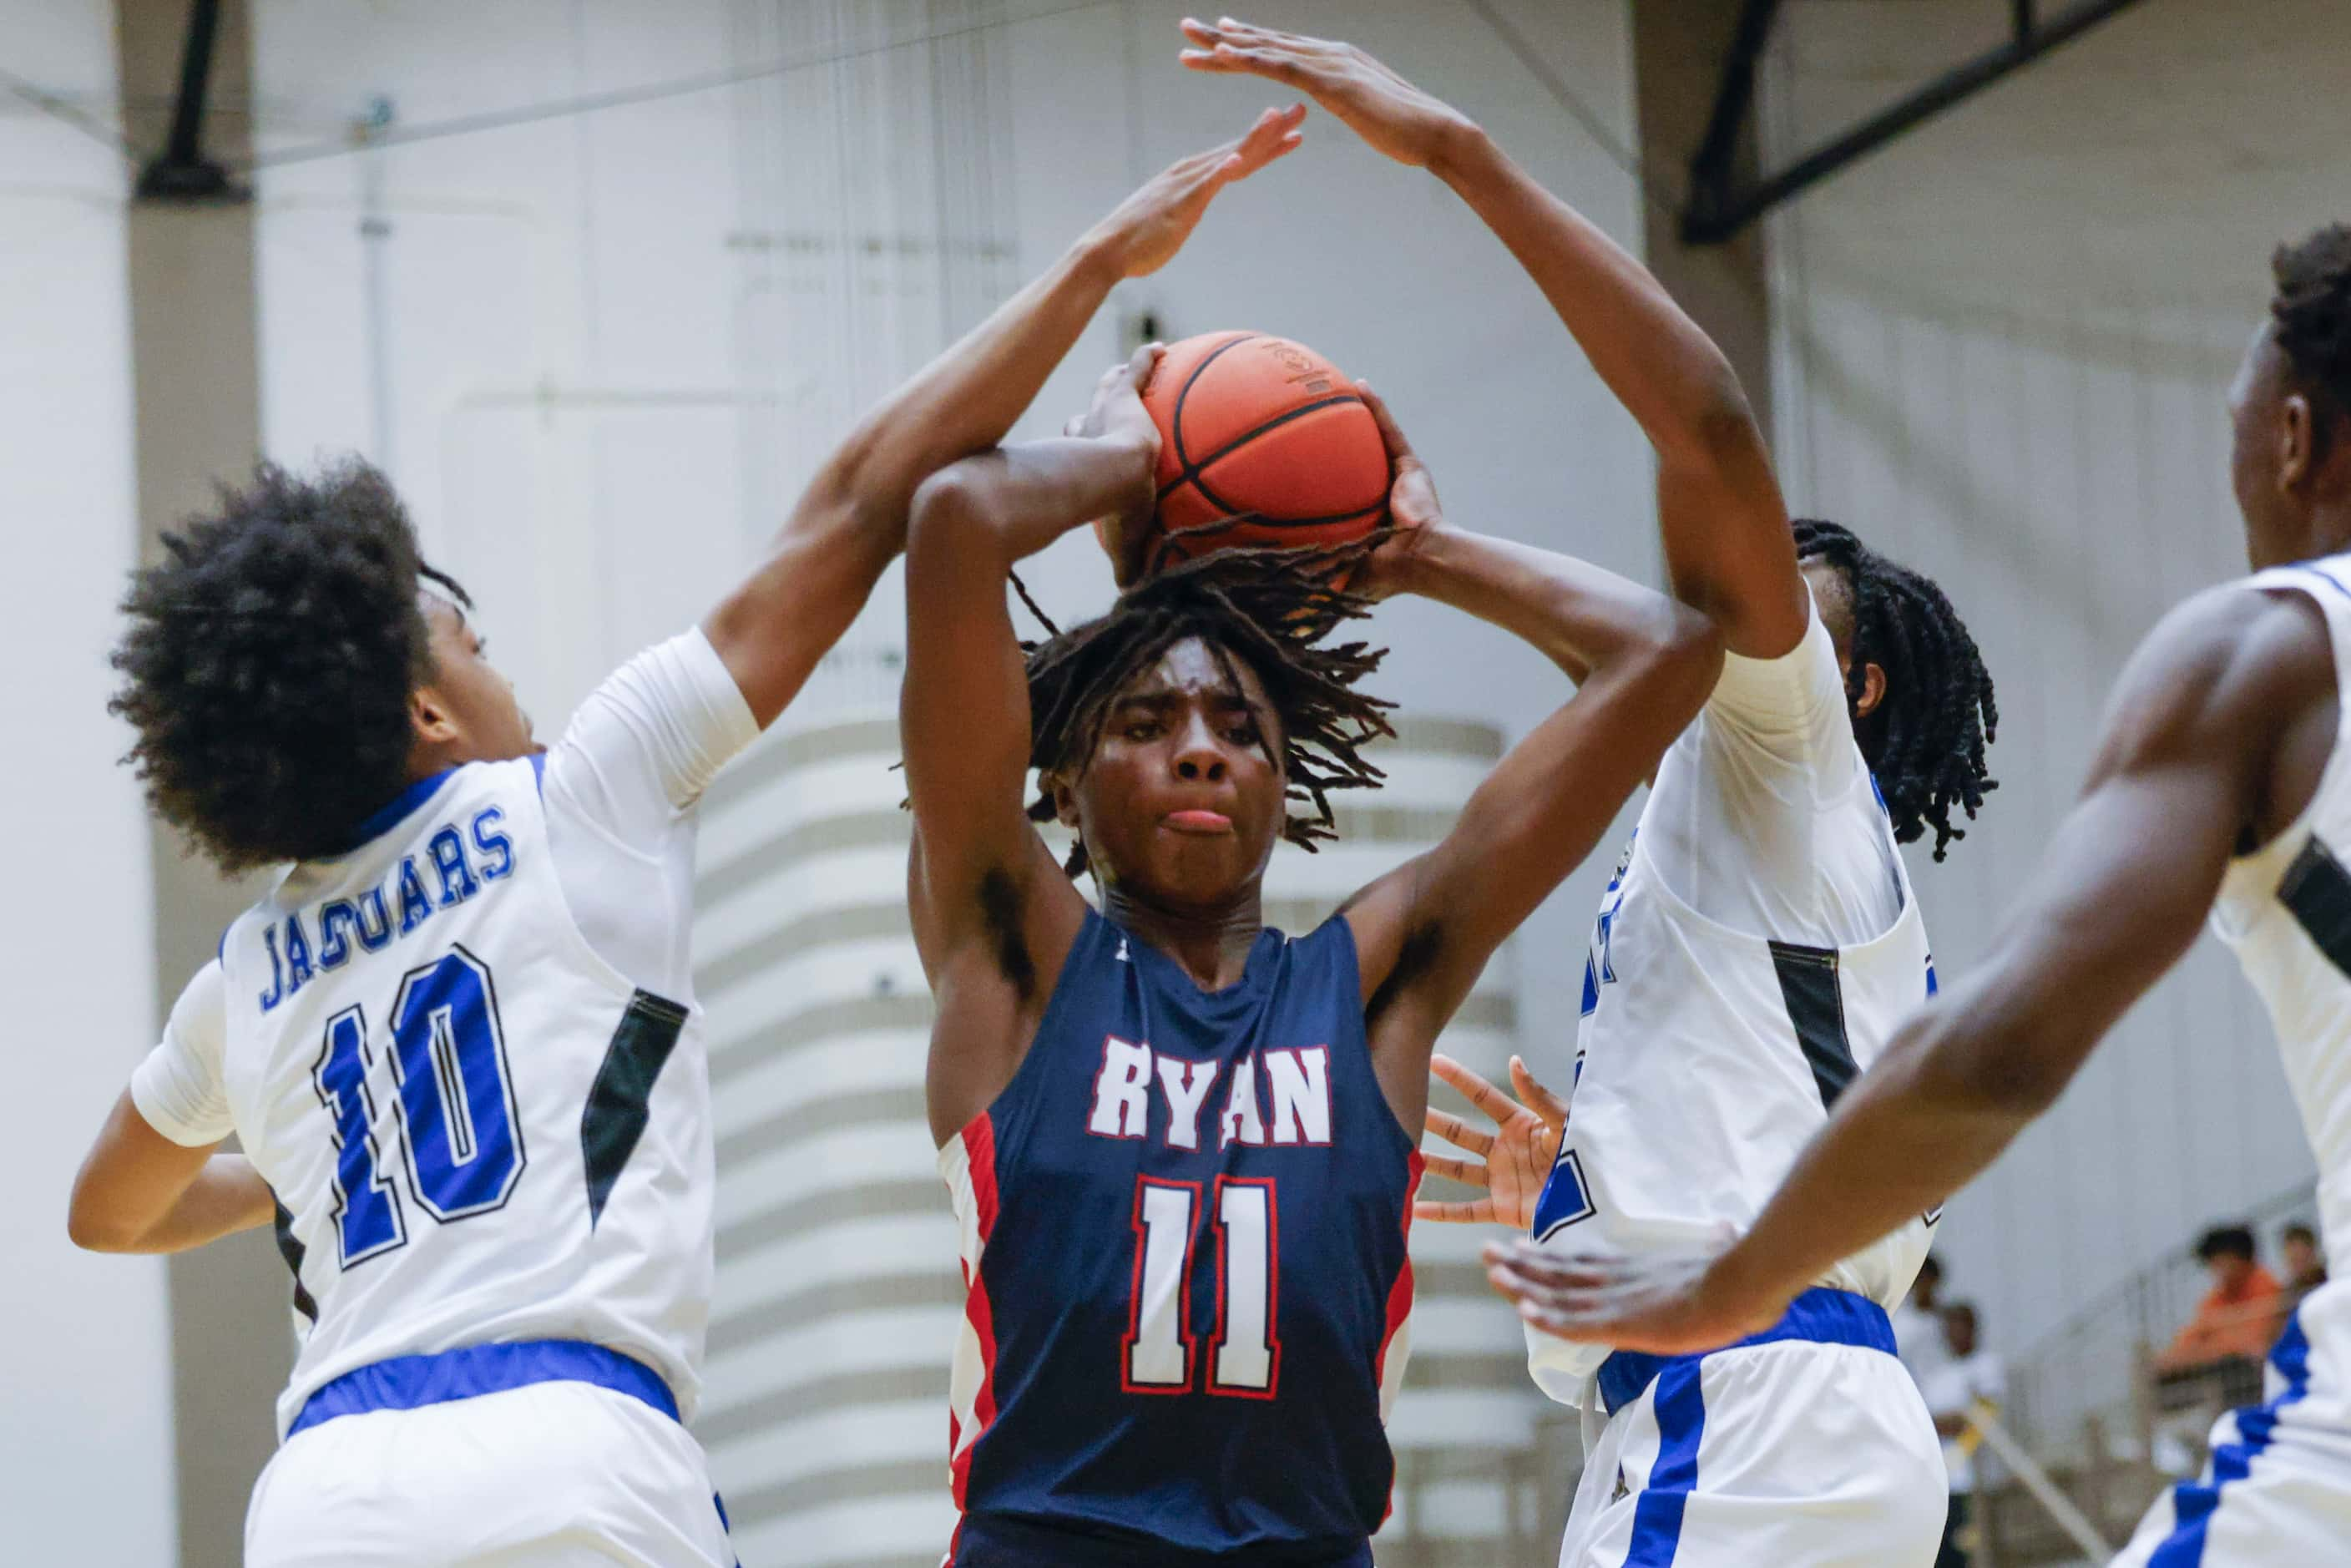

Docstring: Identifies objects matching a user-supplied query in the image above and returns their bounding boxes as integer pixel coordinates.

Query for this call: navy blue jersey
[938,910,1422,1564]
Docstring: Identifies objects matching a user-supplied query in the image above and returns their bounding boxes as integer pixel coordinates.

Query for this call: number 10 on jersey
[311,946,528,1267]
[1123,1176,1279,1398]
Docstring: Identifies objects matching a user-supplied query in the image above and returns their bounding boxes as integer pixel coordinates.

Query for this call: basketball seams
[1150,330,1389,557]
[1159,392,1373,501]
[1168,331,1261,473]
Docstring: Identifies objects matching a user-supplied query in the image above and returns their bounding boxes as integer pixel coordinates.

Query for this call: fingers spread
[1423,1153,1489,1188]
[1423,1106,1494,1158]
[1438,1050,1526,1128]
[1413,1198,1493,1226]
[1218,104,1305,176]
[1509,1055,1571,1125]
[1428,1050,1498,1106]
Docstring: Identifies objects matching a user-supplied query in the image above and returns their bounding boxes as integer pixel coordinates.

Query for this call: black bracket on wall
[1681,0,2150,245]
[137,0,249,203]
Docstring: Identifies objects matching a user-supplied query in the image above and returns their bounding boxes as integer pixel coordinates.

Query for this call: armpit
[976,865,1038,1000]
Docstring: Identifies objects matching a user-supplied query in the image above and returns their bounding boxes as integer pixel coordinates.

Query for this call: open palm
[1416,1054,1569,1228]
[1180,18,1478,170]
[1088,104,1304,278]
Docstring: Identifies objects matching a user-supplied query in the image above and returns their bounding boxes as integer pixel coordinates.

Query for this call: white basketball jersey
[215,759,715,1437]
[2213,555,2351,1281]
[1528,800,1939,1396]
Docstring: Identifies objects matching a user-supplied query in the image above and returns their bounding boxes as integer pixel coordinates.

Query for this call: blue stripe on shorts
[1600,1287,1899,1566]
[2146,1311,2314,1566]
[1624,1358,1707,1566]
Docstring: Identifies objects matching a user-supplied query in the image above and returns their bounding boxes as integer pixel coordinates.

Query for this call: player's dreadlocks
[110,458,473,873]
[2273,223,2351,460]
[1792,519,1998,862]
[1017,539,1398,880]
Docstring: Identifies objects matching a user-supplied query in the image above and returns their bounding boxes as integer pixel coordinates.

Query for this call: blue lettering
[397,857,434,935]
[427,826,479,907]
[470,807,514,881]
[354,888,393,952]
[318,900,356,970]
[259,926,286,1013]
[283,912,316,996]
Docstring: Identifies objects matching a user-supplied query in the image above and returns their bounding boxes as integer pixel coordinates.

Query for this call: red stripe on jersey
[1375,1150,1425,1525]
[964,1110,1002,1243]
[951,1112,1004,1515]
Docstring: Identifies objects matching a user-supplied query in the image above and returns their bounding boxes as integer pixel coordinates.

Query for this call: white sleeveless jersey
[214,759,715,1437]
[1528,794,1939,1396]
[2213,555,2351,1281]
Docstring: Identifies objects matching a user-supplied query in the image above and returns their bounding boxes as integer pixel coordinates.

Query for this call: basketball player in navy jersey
[902,314,1722,1555]
[1187,19,2000,1566]
[63,109,1303,1567]
[1495,226,2351,1566]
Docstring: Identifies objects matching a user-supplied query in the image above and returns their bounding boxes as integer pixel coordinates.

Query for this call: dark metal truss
[1681,0,2152,245]
[138,0,247,203]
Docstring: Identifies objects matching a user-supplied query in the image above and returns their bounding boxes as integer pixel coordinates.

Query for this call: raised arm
[1487,584,2332,1352]
[905,355,1164,1143]
[1340,392,1722,1132]
[1181,20,1806,657]
[706,104,1305,726]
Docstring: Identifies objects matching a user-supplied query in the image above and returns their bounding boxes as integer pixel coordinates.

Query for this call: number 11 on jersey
[1123,1176,1280,1397]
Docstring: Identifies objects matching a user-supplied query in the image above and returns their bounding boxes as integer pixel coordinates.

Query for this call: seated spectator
[1920,1302,2005,1568]
[2281,1221,2327,1297]
[1894,1254,1951,1387]
[2155,1223,2282,1373]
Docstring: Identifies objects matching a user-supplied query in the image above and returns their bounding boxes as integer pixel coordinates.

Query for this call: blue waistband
[953,1515,1372,1566]
[287,1339,679,1439]
[1598,1287,1895,1415]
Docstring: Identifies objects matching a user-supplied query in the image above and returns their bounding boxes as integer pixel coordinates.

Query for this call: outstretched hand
[1087,104,1305,278]
[1480,1234,1791,1355]
[1180,18,1479,170]
[1414,1053,1568,1227]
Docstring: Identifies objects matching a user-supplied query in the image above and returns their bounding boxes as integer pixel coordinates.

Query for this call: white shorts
[247,1378,736,1568]
[1559,1292,1944,1568]
[2114,1283,2351,1567]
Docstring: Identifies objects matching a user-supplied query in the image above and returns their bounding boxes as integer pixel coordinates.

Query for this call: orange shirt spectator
[2156,1224,2282,1371]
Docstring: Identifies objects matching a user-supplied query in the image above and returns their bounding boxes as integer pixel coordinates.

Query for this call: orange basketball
[1138,331,1389,569]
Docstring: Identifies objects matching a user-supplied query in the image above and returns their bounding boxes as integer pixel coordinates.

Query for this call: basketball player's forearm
[1716,1008,2045,1308]
[909,437,1155,572]
[1430,129,1754,456]
[140,1155,276,1252]
[795,240,1126,544]
[1397,526,1695,680]
[74,1154,274,1255]
[711,245,1129,725]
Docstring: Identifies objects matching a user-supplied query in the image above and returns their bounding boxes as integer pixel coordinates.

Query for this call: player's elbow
[1625,601,1724,716]
[66,1183,144,1253]
[1653,358,1758,466]
[908,463,1010,563]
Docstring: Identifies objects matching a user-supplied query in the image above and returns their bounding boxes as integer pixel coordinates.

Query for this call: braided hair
[1017,539,1397,880]
[1791,519,1998,861]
